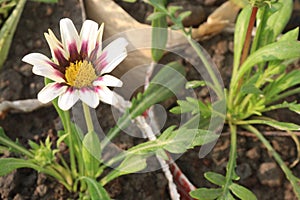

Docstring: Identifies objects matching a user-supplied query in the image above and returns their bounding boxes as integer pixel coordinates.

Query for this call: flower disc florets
[22,18,128,110]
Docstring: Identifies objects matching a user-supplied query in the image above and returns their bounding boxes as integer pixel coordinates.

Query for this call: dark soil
[0,0,300,199]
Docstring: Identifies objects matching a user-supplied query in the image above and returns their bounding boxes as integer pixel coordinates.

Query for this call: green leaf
[116,155,147,174]
[148,0,167,12]
[151,9,168,62]
[279,27,299,42]
[0,0,26,69]
[241,84,263,95]
[204,171,226,186]
[233,5,252,71]
[169,97,200,115]
[0,127,9,140]
[147,12,166,21]
[288,103,300,115]
[81,176,111,200]
[190,130,218,147]
[234,41,300,85]
[0,158,45,176]
[249,119,300,131]
[263,101,300,114]
[0,128,33,157]
[264,0,293,42]
[178,11,191,21]
[170,97,212,117]
[82,131,101,176]
[163,128,197,153]
[253,0,293,50]
[130,61,186,118]
[101,155,147,185]
[189,188,223,200]
[264,70,300,101]
[229,183,257,200]
[82,131,101,161]
[168,5,182,14]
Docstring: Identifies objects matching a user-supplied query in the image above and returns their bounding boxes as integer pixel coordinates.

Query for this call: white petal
[60,18,80,53]
[96,23,104,55]
[100,37,128,74]
[79,88,99,108]
[80,20,99,56]
[37,82,67,103]
[32,65,65,82]
[44,30,68,63]
[93,75,123,87]
[58,88,79,111]
[96,86,118,105]
[100,52,127,75]
[22,53,53,66]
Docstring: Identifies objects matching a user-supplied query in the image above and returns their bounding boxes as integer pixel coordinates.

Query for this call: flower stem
[64,111,77,178]
[222,122,237,198]
[82,103,94,133]
[240,6,258,65]
[236,6,258,93]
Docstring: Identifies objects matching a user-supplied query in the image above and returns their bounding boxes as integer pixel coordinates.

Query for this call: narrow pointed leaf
[0,158,46,176]
[288,104,300,114]
[249,119,300,131]
[265,0,293,41]
[101,155,147,184]
[279,27,299,42]
[147,12,167,21]
[81,176,111,200]
[233,5,252,70]
[82,131,101,176]
[151,9,168,62]
[0,0,26,69]
[235,41,300,84]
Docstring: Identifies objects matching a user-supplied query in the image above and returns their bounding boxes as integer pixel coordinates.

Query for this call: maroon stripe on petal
[89,44,100,63]
[66,86,75,93]
[94,51,108,72]
[46,61,65,74]
[80,41,88,59]
[68,42,80,62]
[54,50,68,70]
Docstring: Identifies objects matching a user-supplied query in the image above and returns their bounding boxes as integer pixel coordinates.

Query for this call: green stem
[240,7,258,66]
[222,122,237,199]
[64,111,77,177]
[250,6,267,54]
[243,125,300,198]
[82,103,94,133]
[228,6,258,112]
[52,163,73,186]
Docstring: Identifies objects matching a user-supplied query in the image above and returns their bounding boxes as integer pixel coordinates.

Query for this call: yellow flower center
[65,60,97,88]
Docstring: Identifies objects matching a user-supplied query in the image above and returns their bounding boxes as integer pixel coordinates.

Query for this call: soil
[0,0,300,200]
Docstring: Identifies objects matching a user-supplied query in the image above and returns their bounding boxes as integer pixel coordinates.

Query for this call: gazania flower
[22,18,128,111]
